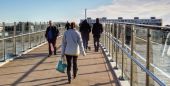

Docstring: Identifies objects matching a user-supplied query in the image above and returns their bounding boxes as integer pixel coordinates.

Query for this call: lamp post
[85,8,87,19]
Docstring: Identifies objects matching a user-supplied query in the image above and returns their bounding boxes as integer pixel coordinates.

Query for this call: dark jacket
[45,26,59,41]
[65,22,70,30]
[92,23,103,36]
[79,22,91,34]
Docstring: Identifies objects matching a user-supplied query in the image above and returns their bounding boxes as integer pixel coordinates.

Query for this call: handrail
[107,33,170,78]
[0,30,46,40]
[108,31,170,80]
[117,22,170,30]
[106,32,170,79]
[104,32,166,86]
[0,22,65,62]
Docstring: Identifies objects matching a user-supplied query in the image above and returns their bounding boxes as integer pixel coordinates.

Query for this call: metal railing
[0,22,64,62]
[101,22,170,86]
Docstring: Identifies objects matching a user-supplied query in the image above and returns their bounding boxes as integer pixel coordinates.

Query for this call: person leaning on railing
[61,22,86,84]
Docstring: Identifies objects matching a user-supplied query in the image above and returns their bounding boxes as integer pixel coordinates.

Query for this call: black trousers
[125,36,131,45]
[48,40,56,55]
[81,33,89,49]
[93,35,100,51]
[66,55,78,80]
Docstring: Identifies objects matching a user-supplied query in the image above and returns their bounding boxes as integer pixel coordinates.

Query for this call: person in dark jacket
[79,20,91,50]
[45,20,59,56]
[92,18,103,52]
[125,25,131,45]
[65,21,70,30]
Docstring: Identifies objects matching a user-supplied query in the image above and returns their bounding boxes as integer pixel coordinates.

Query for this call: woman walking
[61,22,86,84]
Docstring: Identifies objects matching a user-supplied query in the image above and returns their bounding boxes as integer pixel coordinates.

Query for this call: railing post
[109,24,111,55]
[106,24,108,50]
[43,23,45,42]
[146,28,150,86]
[104,24,105,47]
[22,22,24,52]
[105,24,107,48]
[130,24,134,86]
[120,24,125,80]
[2,22,6,61]
[29,22,31,49]
[146,28,154,86]
[113,23,116,52]
[103,23,105,46]
[34,22,36,47]
[102,24,104,45]
[130,25,138,86]
[13,22,16,55]
[41,22,43,43]
[115,23,118,69]
[44,22,47,42]
[113,23,116,61]
[111,23,114,62]
[39,22,41,44]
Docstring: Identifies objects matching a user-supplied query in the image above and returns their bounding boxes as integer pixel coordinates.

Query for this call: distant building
[80,17,162,26]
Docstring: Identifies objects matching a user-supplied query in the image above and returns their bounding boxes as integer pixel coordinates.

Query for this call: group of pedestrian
[45,18,103,84]
[79,18,103,52]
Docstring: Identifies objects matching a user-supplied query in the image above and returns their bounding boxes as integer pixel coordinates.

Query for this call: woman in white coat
[61,22,86,84]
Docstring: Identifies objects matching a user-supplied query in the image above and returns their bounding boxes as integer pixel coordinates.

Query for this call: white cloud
[88,0,170,25]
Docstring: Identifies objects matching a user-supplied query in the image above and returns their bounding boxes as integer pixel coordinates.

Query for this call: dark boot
[67,71,71,83]
[48,54,52,57]
[54,47,57,55]
[73,69,78,79]
[68,79,71,84]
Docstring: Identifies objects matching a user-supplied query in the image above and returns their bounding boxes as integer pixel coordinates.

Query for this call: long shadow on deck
[7,46,61,86]
[3,70,110,86]
[0,43,117,86]
[11,55,49,86]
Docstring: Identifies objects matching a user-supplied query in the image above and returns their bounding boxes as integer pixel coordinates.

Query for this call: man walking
[79,20,91,51]
[45,20,59,56]
[92,18,103,52]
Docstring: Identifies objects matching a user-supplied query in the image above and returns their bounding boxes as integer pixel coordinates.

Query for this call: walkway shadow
[9,45,62,86]
[0,60,57,69]
[33,79,68,86]
[15,45,61,60]
[2,77,68,86]
[78,57,102,61]
[16,53,48,60]
[90,81,115,86]
[0,68,55,76]
[0,61,105,77]
[0,63,35,69]
[20,76,67,84]
[78,62,105,67]
[10,55,49,86]
[78,70,109,76]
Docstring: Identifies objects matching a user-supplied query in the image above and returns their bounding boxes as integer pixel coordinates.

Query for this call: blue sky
[0,0,112,22]
[0,0,169,25]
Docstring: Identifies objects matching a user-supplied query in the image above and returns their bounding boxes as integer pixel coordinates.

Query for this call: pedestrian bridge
[0,22,170,86]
